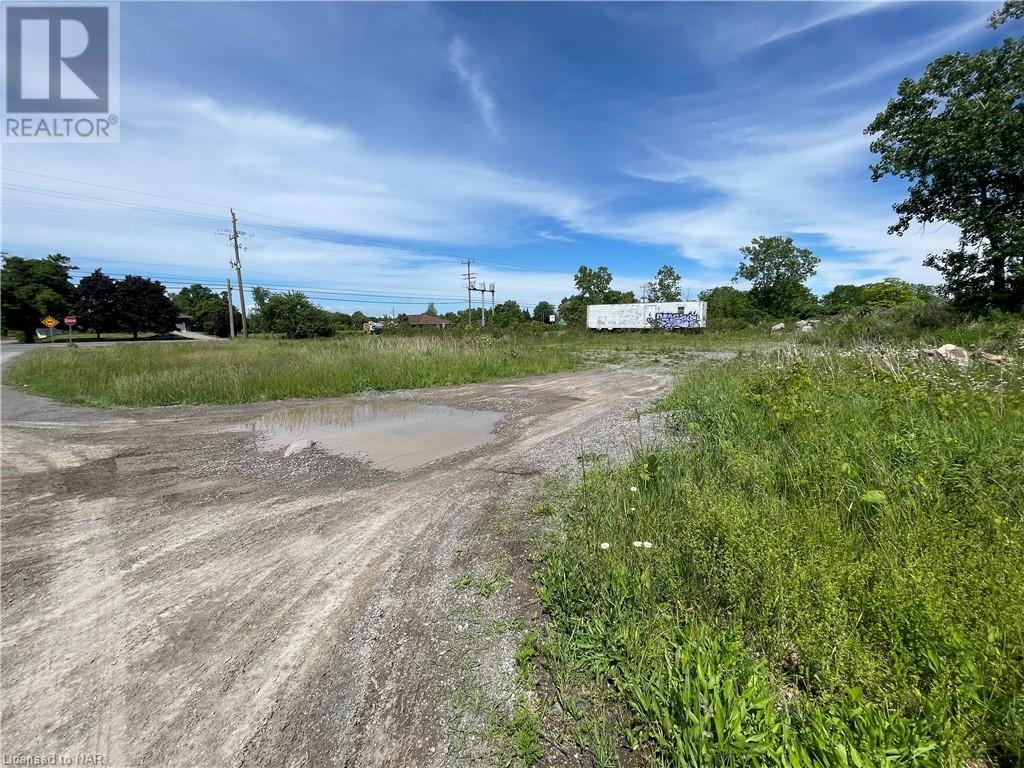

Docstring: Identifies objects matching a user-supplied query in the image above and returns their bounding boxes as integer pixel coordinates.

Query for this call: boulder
[936,343,970,366]
[799,324,814,333]
[770,322,785,332]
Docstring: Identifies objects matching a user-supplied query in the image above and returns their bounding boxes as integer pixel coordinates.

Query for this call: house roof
[406,314,448,325]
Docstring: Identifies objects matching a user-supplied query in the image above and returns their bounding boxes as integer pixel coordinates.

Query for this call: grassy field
[528,350,1024,766]
[2,335,583,407]
[5,313,1022,407]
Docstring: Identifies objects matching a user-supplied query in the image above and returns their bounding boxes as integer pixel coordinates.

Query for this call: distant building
[406,313,449,329]
[176,314,193,332]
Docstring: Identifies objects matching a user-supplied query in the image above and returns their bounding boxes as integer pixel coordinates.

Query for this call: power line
[2,170,579,292]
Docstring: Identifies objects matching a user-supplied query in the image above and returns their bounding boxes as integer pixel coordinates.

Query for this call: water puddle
[238,400,503,471]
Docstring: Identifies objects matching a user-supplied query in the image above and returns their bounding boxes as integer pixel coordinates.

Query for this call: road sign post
[41,315,57,343]
[64,316,76,345]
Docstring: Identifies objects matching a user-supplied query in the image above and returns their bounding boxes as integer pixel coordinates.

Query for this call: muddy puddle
[237,400,503,471]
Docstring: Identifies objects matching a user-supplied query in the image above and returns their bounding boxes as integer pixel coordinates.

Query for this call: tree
[574,265,613,301]
[255,291,334,339]
[171,283,224,335]
[644,265,682,302]
[73,269,119,338]
[116,276,179,339]
[491,300,525,327]
[989,1,1023,28]
[865,19,1024,310]
[557,296,586,327]
[424,302,438,315]
[698,286,761,323]
[208,305,243,338]
[861,278,921,308]
[532,300,555,323]
[0,253,76,343]
[734,236,820,317]
[821,284,867,315]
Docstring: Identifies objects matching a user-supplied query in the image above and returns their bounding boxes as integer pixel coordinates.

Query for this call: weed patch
[532,351,1024,765]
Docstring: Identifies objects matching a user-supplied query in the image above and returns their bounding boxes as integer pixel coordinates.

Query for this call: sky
[1,1,1017,315]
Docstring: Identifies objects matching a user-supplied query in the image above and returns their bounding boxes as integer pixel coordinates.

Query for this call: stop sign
[64,316,77,327]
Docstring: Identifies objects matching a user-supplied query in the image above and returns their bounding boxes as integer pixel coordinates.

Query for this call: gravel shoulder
[0,356,723,767]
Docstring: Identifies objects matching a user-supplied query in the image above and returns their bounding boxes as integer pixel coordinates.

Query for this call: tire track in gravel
[1,359,722,767]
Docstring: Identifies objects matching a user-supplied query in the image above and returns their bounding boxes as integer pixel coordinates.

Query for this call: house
[406,313,449,329]
[175,314,194,332]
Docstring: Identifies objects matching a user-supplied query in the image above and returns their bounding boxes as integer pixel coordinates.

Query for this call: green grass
[2,335,583,407]
[531,350,1024,766]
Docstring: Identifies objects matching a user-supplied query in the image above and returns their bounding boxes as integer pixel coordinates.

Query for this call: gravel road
[0,358,720,767]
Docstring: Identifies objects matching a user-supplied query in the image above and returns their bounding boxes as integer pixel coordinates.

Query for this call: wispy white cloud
[536,230,575,243]
[1,87,591,309]
[447,36,499,137]
[819,12,987,92]
[747,1,887,50]
[590,112,960,290]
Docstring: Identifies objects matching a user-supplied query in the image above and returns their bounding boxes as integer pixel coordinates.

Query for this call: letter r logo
[5,5,110,113]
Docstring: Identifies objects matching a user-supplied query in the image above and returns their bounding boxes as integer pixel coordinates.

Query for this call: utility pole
[472,279,489,327]
[462,259,476,323]
[229,209,248,337]
[226,279,236,339]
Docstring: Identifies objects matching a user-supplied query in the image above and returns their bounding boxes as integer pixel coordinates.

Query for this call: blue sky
[2,1,1015,314]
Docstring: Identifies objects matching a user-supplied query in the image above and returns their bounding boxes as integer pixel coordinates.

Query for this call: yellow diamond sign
[41,316,58,329]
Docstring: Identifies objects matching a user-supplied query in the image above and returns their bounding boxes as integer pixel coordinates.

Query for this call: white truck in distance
[586,301,707,331]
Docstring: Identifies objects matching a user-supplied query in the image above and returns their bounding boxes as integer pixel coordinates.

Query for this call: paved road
[0,359,714,767]
[1,335,220,364]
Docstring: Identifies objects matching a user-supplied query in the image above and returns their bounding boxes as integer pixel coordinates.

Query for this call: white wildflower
[599,542,610,550]
[632,541,643,548]
[643,541,653,549]
[629,486,639,493]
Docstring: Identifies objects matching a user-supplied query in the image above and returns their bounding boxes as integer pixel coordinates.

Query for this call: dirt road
[1,361,703,767]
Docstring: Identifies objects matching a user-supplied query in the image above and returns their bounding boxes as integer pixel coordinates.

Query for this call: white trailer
[586,301,707,331]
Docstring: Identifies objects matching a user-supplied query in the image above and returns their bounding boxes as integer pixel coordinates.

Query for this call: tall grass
[533,351,1024,766]
[3,335,582,407]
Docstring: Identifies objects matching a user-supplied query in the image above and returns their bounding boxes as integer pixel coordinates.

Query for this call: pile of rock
[771,319,818,333]
[920,344,1011,366]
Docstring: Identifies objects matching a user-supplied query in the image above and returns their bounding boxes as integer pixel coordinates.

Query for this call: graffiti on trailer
[651,312,701,329]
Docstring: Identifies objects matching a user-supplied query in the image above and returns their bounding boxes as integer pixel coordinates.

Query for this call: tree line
[0,255,185,342]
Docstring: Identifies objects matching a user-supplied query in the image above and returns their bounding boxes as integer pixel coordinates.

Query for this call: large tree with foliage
[644,264,682,302]
[255,291,334,339]
[573,265,613,301]
[698,286,761,323]
[170,283,226,335]
[734,236,819,317]
[0,253,76,343]
[865,6,1023,310]
[557,265,634,326]
[532,300,555,323]
[490,299,526,327]
[116,275,179,339]
[75,269,119,338]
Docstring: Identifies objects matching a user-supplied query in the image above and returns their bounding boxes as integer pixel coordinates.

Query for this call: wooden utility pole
[226,278,236,339]
[462,259,475,323]
[229,209,248,337]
